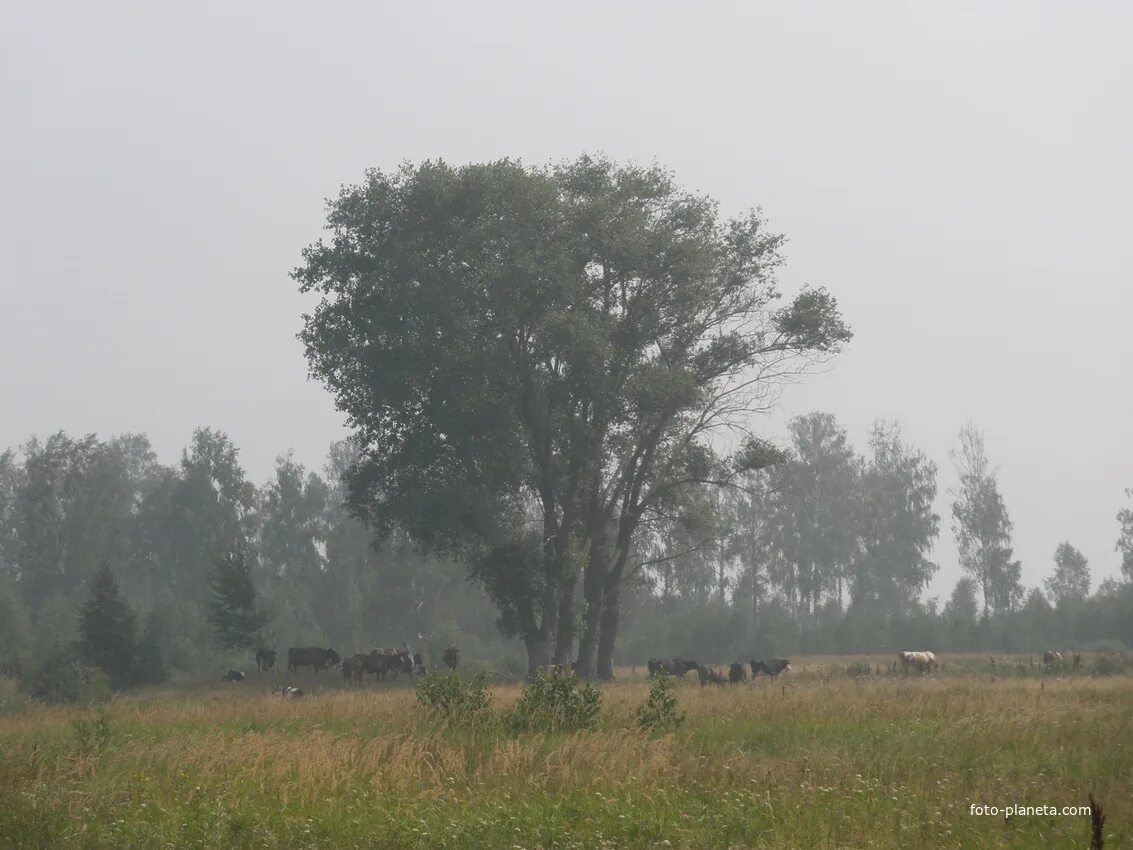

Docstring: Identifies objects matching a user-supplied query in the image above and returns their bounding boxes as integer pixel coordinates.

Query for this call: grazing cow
[342,654,367,686]
[1043,650,1063,669]
[898,651,937,674]
[255,649,276,673]
[697,665,726,687]
[647,658,671,677]
[670,658,701,678]
[729,662,746,684]
[364,648,414,682]
[222,670,245,682]
[287,647,342,675]
[750,658,792,678]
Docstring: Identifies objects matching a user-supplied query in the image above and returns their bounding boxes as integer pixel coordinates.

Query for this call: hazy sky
[3,2,1131,600]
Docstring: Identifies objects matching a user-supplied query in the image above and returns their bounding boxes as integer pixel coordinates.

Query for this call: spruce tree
[206,547,266,651]
[77,561,139,688]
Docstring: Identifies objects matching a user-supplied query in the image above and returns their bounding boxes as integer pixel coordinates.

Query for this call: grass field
[1,656,1128,848]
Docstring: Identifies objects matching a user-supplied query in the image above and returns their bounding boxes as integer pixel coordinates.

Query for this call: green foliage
[1117,488,1133,581]
[1046,541,1090,606]
[415,672,492,726]
[636,670,684,731]
[206,547,266,652]
[133,611,170,685]
[23,646,109,704]
[507,668,601,733]
[0,582,31,665]
[950,424,1022,615]
[72,704,113,757]
[293,155,850,673]
[1090,652,1132,676]
[78,561,139,689]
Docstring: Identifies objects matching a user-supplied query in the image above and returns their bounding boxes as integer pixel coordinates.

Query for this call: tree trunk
[525,632,551,674]
[596,590,619,680]
[552,576,576,666]
[574,534,609,678]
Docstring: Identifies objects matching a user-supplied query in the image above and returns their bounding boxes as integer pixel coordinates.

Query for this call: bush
[415,672,492,726]
[72,704,113,757]
[507,668,601,733]
[23,647,110,705]
[1091,653,1132,677]
[636,670,684,732]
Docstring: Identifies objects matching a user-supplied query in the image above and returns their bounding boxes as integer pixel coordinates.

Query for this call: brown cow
[343,654,367,686]
[364,649,413,682]
[697,665,726,687]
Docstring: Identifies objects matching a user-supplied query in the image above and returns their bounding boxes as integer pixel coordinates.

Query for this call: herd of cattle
[648,649,1075,684]
[648,657,792,686]
[223,645,426,687]
[219,646,1081,689]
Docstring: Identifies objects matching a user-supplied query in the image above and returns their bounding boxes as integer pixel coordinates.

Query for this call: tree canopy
[294,156,851,674]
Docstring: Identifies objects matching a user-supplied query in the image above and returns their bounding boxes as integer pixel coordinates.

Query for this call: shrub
[636,670,684,732]
[23,647,110,705]
[1091,653,1132,677]
[415,672,492,726]
[72,704,113,757]
[507,668,601,733]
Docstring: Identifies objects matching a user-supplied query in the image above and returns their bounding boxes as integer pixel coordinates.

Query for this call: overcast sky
[3,2,1131,600]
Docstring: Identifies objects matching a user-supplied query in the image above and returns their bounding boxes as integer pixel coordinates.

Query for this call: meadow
[1,656,1128,849]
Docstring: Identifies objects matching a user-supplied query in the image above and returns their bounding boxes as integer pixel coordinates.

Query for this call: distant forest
[2,417,1131,682]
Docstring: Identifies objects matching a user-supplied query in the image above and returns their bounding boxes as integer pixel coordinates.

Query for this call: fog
[3,1,1131,601]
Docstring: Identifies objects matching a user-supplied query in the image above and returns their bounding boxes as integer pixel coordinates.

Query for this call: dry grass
[1,658,1129,848]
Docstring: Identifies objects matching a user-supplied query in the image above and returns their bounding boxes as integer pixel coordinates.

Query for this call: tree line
[616,414,1133,664]
[0,429,517,684]
[0,419,1131,690]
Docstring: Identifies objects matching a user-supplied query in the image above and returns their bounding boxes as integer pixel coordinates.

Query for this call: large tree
[755,412,859,619]
[849,422,940,614]
[294,156,850,675]
[1118,489,1133,582]
[950,424,1022,616]
[206,547,267,652]
[1044,541,1090,606]
[77,561,139,688]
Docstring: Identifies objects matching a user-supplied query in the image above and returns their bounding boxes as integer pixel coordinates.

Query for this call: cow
[1043,650,1063,670]
[287,647,342,675]
[728,662,746,684]
[272,685,305,698]
[222,670,245,682]
[750,658,792,678]
[342,654,367,686]
[670,658,700,678]
[898,651,937,674]
[697,664,726,687]
[255,649,276,673]
[647,658,671,677]
[364,648,413,682]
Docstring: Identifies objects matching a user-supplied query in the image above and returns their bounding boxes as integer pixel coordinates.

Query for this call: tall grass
[1,662,1127,848]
